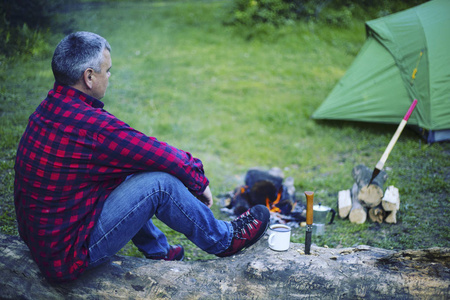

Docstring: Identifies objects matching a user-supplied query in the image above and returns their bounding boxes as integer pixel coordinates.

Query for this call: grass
[1,1,448,261]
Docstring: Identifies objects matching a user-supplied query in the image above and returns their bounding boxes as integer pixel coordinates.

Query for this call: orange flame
[266,190,282,213]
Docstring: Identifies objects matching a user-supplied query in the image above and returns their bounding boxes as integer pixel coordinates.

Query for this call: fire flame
[266,190,282,213]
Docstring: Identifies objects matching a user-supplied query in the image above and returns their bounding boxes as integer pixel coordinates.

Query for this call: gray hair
[51,31,111,86]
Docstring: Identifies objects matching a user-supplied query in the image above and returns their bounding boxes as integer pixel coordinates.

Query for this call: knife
[305,191,314,254]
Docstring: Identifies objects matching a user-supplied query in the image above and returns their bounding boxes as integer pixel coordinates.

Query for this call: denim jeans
[87,171,232,268]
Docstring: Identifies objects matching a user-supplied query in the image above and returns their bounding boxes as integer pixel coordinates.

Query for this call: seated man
[14,31,269,282]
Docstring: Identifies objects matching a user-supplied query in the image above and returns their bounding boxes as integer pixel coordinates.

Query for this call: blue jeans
[87,172,232,268]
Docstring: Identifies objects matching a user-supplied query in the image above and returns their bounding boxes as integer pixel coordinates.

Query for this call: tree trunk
[352,164,387,208]
[1,234,449,300]
[349,183,367,224]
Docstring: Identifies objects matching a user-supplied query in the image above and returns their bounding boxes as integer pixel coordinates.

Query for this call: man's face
[92,49,112,100]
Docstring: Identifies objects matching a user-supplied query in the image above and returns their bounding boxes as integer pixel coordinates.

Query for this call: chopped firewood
[359,185,383,208]
[382,186,400,212]
[368,204,386,223]
[352,165,387,208]
[385,210,398,224]
[349,183,367,224]
[342,165,400,224]
[338,189,351,219]
[352,164,388,188]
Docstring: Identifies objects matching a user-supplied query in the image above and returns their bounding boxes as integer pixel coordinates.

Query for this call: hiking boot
[146,244,185,261]
[216,204,270,257]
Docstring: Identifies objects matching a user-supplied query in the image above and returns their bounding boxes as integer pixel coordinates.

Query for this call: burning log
[348,183,367,224]
[221,168,301,223]
[1,233,449,299]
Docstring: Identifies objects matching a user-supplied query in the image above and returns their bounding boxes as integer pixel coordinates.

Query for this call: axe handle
[376,99,418,170]
[376,119,407,169]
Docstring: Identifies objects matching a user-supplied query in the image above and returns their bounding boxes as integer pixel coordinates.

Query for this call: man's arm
[91,115,209,196]
[196,185,213,208]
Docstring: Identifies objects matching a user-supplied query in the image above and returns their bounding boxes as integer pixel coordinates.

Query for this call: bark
[2,233,448,300]
[352,164,388,188]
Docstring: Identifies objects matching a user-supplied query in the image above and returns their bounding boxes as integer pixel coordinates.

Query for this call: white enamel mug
[268,224,291,251]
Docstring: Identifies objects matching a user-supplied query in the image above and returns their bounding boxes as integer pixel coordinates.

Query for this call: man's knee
[132,171,182,187]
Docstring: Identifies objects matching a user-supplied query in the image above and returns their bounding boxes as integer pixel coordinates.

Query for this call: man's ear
[83,68,94,89]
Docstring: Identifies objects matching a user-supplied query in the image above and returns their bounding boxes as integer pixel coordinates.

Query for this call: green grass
[1,1,448,260]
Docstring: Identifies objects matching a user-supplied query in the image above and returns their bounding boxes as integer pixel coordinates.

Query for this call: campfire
[265,189,281,213]
[219,168,306,227]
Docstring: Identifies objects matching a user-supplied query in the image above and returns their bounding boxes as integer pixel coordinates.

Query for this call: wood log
[338,189,351,219]
[368,204,386,223]
[358,185,384,207]
[382,185,400,211]
[352,164,388,188]
[349,183,367,224]
[352,164,387,208]
[385,210,398,224]
[1,233,449,299]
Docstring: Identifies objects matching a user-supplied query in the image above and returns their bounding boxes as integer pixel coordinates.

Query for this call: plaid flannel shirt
[14,83,209,282]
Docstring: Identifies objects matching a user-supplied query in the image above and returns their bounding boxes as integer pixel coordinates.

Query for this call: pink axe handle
[404,99,418,121]
[376,99,418,170]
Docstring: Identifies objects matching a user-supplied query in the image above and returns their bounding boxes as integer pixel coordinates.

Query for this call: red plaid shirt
[14,83,209,282]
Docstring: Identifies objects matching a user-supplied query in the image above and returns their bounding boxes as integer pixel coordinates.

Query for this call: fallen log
[2,233,448,299]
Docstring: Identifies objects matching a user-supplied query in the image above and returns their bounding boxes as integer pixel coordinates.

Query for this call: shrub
[224,0,430,32]
[0,22,52,58]
[0,0,73,58]
[224,0,314,28]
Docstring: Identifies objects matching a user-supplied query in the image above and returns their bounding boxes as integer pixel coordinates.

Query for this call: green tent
[312,0,450,143]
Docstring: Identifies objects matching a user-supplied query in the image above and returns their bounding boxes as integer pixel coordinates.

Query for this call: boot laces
[232,213,260,240]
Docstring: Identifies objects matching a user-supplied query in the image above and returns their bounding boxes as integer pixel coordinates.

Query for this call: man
[14,31,270,282]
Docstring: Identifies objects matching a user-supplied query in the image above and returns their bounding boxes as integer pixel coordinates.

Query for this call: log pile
[338,164,400,224]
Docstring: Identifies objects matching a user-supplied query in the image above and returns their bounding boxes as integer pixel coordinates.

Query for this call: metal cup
[268,224,291,251]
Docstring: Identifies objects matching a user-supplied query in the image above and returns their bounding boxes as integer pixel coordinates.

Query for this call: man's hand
[197,185,213,208]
